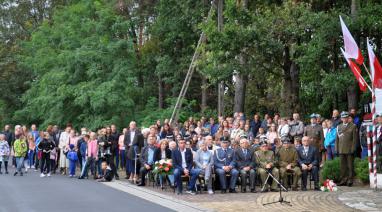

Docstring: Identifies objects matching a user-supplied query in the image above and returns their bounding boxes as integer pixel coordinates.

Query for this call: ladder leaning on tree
[169,2,215,126]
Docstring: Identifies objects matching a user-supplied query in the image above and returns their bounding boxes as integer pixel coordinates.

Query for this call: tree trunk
[201,75,207,113]
[233,72,247,113]
[281,46,300,116]
[217,0,224,116]
[158,75,164,109]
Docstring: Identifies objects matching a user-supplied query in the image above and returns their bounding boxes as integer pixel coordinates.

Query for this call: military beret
[281,136,291,144]
[259,140,268,146]
[310,113,317,119]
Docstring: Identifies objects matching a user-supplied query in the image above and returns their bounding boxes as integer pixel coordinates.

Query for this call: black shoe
[137,183,146,186]
[270,188,278,192]
[124,176,129,179]
[347,182,353,187]
[0,171,2,174]
[229,189,237,193]
[250,189,256,193]
[115,176,119,180]
[241,189,246,193]
[78,176,84,179]
[302,187,307,191]
[20,172,23,176]
[221,189,226,194]
[5,171,8,174]
[13,172,18,176]
[314,187,320,191]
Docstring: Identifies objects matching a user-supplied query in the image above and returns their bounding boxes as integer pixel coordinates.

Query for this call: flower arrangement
[320,179,338,192]
[152,159,173,176]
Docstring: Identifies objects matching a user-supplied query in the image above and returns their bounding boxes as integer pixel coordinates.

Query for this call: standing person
[235,138,256,193]
[79,133,98,179]
[118,128,127,170]
[331,110,341,128]
[27,134,35,169]
[304,114,324,165]
[111,124,120,170]
[76,130,87,171]
[59,126,71,175]
[297,136,319,191]
[124,121,144,181]
[80,134,89,172]
[52,125,61,173]
[67,144,78,177]
[350,108,362,128]
[3,125,14,150]
[289,113,304,142]
[172,138,193,195]
[336,111,357,187]
[324,120,337,161]
[13,135,28,176]
[278,118,290,138]
[34,131,44,171]
[250,114,262,139]
[0,134,10,174]
[38,132,55,177]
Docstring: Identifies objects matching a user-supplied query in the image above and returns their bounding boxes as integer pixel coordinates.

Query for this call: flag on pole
[340,16,364,65]
[367,38,382,89]
[341,48,367,92]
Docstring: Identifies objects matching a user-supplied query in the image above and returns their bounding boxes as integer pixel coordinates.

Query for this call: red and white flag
[341,48,367,92]
[340,16,364,65]
[367,38,382,89]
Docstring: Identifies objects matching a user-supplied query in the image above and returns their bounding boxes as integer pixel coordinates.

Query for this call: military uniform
[254,150,279,190]
[277,146,301,190]
[304,124,324,152]
[335,121,357,185]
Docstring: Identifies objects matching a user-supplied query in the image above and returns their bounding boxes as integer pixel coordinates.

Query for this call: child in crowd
[0,134,10,174]
[67,144,78,177]
[98,161,114,182]
[50,147,57,174]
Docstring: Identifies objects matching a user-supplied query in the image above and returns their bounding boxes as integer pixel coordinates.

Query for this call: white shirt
[129,130,135,146]
[303,146,309,156]
[180,148,187,169]
[278,124,290,138]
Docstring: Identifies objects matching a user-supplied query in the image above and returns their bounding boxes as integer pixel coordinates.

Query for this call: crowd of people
[0,108,381,195]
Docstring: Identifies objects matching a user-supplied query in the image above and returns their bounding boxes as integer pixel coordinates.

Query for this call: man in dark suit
[137,135,157,186]
[124,121,144,180]
[172,138,193,195]
[297,136,319,191]
[235,138,256,193]
[214,139,239,193]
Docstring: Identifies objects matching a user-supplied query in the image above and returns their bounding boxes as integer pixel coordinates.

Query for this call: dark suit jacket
[297,146,318,167]
[154,148,172,162]
[234,148,255,169]
[124,130,144,160]
[140,146,158,166]
[171,148,193,170]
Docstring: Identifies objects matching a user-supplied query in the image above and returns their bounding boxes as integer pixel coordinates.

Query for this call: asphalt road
[0,167,174,212]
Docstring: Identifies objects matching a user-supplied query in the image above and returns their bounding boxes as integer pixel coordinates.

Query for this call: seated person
[138,135,157,186]
[254,140,279,192]
[189,140,214,194]
[172,138,193,195]
[213,139,239,193]
[98,161,114,182]
[235,138,256,193]
[154,139,174,187]
[277,137,301,191]
[297,136,319,191]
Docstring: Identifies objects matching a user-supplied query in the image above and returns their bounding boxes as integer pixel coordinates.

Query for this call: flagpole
[362,63,373,82]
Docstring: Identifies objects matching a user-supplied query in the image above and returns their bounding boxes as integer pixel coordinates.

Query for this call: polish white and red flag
[340,16,364,65]
[367,38,382,89]
[341,48,367,92]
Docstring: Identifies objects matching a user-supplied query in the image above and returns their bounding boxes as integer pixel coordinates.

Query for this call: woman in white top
[58,127,71,175]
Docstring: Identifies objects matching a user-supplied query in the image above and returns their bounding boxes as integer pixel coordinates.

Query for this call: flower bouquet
[152,159,173,176]
[320,179,338,192]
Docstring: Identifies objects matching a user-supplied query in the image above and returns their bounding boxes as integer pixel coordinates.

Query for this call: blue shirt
[324,127,337,148]
[148,147,155,165]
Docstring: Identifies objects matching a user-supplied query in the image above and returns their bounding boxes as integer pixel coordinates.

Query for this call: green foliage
[321,158,341,183]
[355,158,370,184]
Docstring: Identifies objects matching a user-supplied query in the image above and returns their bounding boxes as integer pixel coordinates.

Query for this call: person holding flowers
[137,135,158,186]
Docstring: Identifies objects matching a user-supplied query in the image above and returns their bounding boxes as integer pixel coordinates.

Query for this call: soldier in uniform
[213,139,239,193]
[304,114,324,164]
[277,137,301,191]
[335,111,357,187]
[254,140,279,192]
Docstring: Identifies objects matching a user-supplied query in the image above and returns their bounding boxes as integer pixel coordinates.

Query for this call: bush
[321,157,341,183]
[355,158,369,184]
